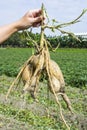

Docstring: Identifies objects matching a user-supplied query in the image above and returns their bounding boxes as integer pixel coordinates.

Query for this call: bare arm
[0,9,44,44]
[0,22,19,43]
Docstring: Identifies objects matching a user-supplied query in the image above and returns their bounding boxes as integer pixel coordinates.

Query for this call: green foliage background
[0,48,87,130]
[0,48,87,88]
[0,32,87,48]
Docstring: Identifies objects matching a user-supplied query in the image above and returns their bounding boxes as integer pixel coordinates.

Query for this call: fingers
[33,15,43,23]
[32,15,45,27]
[33,9,46,20]
[33,22,41,27]
[32,9,42,17]
[29,9,42,18]
[23,9,45,28]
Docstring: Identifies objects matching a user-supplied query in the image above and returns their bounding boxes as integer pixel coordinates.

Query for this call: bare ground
[0,75,87,130]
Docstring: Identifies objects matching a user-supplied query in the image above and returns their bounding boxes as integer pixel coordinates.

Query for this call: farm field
[0,48,87,130]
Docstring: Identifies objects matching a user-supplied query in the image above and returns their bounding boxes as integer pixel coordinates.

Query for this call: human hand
[17,9,45,30]
[0,9,45,44]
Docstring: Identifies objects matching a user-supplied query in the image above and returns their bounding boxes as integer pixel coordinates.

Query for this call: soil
[0,75,87,130]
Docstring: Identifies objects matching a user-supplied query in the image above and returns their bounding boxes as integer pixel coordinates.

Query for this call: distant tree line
[0,31,87,48]
[47,35,87,48]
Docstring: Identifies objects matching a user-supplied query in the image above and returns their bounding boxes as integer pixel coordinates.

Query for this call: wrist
[13,20,22,31]
[14,18,30,31]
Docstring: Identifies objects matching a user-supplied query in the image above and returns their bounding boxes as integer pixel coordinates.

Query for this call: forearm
[0,9,44,44]
[0,21,20,44]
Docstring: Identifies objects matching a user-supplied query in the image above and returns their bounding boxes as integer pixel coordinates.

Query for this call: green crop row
[51,48,87,88]
[0,48,32,76]
[0,48,87,88]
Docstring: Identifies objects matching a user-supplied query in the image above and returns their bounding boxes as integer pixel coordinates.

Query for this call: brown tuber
[48,59,65,93]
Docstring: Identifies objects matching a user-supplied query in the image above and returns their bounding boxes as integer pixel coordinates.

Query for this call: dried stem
[43,8,87,41]
[57,28,81,42]
[44,9,87,29]
[25,30,40,51]
[40,3,45,48]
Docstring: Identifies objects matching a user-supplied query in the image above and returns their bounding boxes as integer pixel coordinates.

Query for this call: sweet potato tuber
[48,59,65,93]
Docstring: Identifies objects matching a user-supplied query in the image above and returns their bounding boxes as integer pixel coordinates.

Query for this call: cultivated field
[0,48,87,130]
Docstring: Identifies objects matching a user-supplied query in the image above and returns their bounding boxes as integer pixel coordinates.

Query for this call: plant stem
[40,3,45,48]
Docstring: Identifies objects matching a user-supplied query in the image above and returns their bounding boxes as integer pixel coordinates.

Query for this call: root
[44,47,70,130]
[22,49,44,99]
[58,92,74,114]
[5,55,34,100]
[48,79,70,129]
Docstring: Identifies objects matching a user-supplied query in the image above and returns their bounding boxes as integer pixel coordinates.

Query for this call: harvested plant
[6,4,87,130]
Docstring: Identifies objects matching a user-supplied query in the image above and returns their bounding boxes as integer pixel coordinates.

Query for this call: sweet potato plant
[6,4,87,130]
